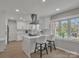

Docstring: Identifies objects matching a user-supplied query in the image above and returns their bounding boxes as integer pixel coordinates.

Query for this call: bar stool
[47,35,56,52]
[34,35,48,58]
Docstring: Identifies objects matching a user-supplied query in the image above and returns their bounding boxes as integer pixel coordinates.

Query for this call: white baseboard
[56,47,79,56]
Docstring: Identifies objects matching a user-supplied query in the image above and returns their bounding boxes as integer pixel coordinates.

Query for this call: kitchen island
[22,34,41,57]
[22,32,53,57]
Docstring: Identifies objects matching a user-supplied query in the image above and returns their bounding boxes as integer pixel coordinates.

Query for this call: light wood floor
[0,41,79,58]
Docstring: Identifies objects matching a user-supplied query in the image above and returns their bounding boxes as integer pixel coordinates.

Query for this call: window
[70,18,79,38]
[55,17,79,40]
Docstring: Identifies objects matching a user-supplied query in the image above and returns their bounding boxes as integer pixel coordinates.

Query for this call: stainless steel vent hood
[30,14,39,24]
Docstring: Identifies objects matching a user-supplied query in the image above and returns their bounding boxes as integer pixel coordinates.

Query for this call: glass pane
[60,20,68,38]
[70,18,79,38]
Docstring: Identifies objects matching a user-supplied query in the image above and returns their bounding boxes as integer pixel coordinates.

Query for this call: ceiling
[0,0,79,19]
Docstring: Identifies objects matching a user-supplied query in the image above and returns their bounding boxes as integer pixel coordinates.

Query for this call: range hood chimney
[30,14,39,24]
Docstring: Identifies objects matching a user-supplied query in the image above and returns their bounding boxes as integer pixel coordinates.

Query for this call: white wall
[0,10,7,52]
[39,17,51,30]
[51,8,79,54]
[55,39,79,54]
[0,11,6,38]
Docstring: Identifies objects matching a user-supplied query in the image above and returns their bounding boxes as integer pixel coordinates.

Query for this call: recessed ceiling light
[16,9,20,12]
[42,0,46,2]
[56,8,60,11]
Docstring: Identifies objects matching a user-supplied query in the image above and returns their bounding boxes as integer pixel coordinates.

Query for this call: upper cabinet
[17,21,30,30]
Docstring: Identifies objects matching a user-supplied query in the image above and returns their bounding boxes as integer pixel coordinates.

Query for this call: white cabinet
[17,21,30,30]
[0,37,6,52]
[17,21,30,41]
[17,31,25,41]
[17,21,26,30]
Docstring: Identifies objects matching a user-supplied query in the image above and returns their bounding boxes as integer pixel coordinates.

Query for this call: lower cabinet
[0,38,6,52]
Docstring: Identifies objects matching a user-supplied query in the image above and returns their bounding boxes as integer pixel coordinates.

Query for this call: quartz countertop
[23,34,40,39]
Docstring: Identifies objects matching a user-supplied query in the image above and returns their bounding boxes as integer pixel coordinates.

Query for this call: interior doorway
[8,20,17,42]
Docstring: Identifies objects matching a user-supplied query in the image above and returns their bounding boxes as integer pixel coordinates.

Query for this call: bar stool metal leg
[45,43,48,54]
[53,41,56,50]
[34,43,37,53]
[40,44,42,58]
[50,42,52,52]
